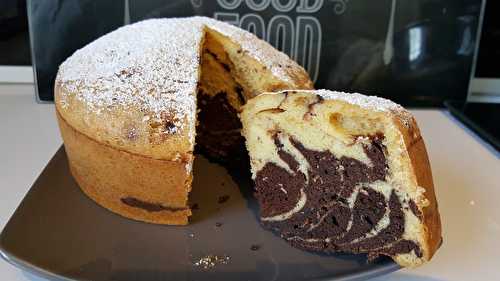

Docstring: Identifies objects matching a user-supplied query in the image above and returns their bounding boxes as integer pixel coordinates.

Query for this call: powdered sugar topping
[57,18,206,137]
[316,90,405,111]
[56,16,303,137]
[271,89,413,126]
[290,89,410,116]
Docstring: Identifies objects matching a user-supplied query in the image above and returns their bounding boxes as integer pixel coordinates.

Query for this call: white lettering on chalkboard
[240,13,266,38]
[217,0,244,10]
[271,0,297,12]
[213,12,240,25]
[295,16,321,82]
[296,0,324,13]
[267,15,295,56]
[246,0,272,11]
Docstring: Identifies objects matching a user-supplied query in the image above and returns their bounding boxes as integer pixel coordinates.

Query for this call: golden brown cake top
[55,17,310,160]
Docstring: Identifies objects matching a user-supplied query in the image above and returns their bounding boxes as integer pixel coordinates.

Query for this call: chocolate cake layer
[194,35,249,164]
[121,197,188,212]
[196,91,246,161]
[255,132,422,259]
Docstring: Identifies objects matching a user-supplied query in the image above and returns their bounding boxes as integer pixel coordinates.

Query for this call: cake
[54,17,313,225]
[240,90,442,267]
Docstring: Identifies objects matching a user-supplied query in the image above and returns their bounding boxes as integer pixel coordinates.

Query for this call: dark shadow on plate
[188,154,250,223]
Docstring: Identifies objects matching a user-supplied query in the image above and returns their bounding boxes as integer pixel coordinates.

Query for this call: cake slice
[240,90,442,267]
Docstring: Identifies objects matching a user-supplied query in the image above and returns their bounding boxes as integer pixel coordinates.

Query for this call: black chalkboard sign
[28,0,482,106]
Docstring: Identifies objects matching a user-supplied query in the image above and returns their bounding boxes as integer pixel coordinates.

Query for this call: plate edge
[0,244,77,281]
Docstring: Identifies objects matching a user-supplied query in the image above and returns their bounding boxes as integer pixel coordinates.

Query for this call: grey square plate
[0,147,399,281]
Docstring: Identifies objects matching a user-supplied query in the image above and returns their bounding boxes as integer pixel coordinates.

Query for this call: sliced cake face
[196,30,247,161]
[195,29,312,162]
[195,27,314,162]
[240,90,441,267]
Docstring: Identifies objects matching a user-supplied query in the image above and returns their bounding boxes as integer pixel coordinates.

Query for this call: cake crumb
[193,254,230,269]
[218,195,230,204]
[188,233,195,238]
[250,244,261,251]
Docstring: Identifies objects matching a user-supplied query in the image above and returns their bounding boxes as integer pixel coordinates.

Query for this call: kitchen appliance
[27,0,482,106]
[445,0,500,152]
[0,0,32,83]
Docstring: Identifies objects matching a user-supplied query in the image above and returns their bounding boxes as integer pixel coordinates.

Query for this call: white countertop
[1,84,499,281]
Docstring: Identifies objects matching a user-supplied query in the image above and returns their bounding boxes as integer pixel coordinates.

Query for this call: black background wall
[26,0,482,106]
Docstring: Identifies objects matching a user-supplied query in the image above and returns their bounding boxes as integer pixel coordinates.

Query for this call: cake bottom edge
[70,164,192,225]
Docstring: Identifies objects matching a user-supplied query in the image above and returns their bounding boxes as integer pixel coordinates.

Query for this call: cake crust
[393,115,442,264]
[57,111,192,225]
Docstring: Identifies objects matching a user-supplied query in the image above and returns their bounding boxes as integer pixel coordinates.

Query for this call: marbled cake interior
[196,30,247,161]
[195,29,306,164]
[255,132,422,259]
[241,91,430,266]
